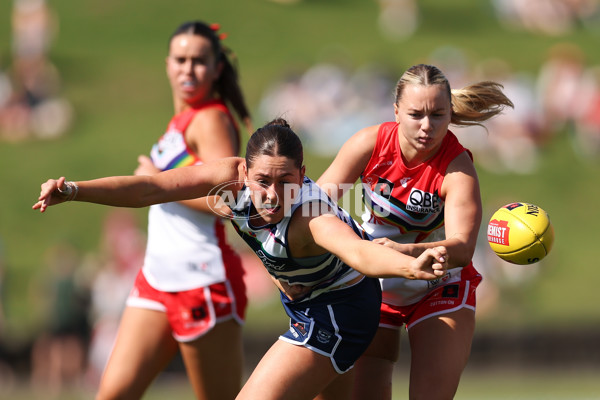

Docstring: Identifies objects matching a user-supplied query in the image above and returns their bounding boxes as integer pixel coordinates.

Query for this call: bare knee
[95,365,148,400]
[179,319,244,399]
[96,380,141,400]
[96,387,131,400]
[407,310,475,400]
[352,328,400,400]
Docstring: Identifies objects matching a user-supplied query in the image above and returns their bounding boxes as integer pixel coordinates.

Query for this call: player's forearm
[404,237,473,269]
[74,175,160,208]
[344,241,416,279]
[177,196,232,218]
[76,159,240,209]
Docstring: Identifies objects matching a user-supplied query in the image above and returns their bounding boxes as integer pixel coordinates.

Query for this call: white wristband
[57,181,79,201]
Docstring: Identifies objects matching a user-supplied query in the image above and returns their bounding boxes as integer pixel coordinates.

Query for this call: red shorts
[379,267,482,330]
[127,269,247,342]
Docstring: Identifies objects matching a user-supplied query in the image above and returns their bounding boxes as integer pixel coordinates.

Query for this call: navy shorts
[279,276,382,373]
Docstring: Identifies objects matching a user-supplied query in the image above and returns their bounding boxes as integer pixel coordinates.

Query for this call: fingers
[432,265,446,276]
[373,237,394,248]
[136,155,154,169]
[427,246,448,264]
[37,179,57,202]
[413,246,449,280]
[373,237,388,245]
[38,177,63,199]
[134,155,158,176]
[33,177,66,212]
[416,246,447,263]
[430,246,449,276]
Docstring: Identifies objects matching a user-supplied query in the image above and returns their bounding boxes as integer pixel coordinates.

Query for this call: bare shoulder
[186,107,237,154]
[189,106,232,127]
[349,124,380,147]
[441,151,479,199]
[446,151,477,176]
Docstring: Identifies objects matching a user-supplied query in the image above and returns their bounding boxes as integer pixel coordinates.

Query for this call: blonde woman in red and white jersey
[96,21,251,400]
[318,64,513,400]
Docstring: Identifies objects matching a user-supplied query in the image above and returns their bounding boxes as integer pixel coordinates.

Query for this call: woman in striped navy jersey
[34,118,448,400]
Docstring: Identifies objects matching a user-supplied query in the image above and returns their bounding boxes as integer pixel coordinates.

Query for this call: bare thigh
[179,318,244,400]
[316,367,355,400]
[407,308,475,400]
[352,327,400,400]
[96,307,178,400]
[237,340,341,400]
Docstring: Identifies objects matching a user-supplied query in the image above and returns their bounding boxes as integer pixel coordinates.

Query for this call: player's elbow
[445,234,477,268]
[342,246,372,275]
[452,245,476,269]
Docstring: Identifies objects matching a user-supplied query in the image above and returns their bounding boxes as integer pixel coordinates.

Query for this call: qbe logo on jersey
[407,188,440,213]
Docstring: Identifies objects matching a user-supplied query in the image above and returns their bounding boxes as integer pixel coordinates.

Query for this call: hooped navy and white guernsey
[230,176,368,302]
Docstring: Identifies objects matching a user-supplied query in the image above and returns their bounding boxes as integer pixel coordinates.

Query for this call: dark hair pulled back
[169,21,251,130]
[245,118,303,169]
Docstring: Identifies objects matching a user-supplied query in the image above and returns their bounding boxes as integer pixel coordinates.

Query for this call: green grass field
[0,0,599,398]
[3,369,599,400]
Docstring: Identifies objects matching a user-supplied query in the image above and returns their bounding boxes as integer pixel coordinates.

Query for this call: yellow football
[487,202,554,265]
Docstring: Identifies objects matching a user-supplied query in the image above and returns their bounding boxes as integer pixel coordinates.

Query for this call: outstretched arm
[134,155,232,217]
[307,214,447,280]
[33,157,244,213]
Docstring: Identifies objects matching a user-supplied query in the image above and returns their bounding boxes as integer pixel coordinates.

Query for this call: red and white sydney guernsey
[360,121,479,306]
[142,100,239,292]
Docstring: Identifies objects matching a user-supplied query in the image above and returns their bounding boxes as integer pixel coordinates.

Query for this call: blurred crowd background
[0,0,73,142]
[261,0,600,167]
[1,0,599,398]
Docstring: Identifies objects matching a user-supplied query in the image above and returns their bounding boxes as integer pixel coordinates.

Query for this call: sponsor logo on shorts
[186,262,208,271]
[293,322,308,336]
[429,299,455,307]
[191,306,207,320]
[442,284,460,298]
[427,272,451,288]
[316,329,332,344]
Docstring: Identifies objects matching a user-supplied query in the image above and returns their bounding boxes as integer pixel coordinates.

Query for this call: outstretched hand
[32,177,68,213]
[411,246,449,280]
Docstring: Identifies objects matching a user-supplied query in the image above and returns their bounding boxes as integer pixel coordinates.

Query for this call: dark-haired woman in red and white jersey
[96,21,251,400]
